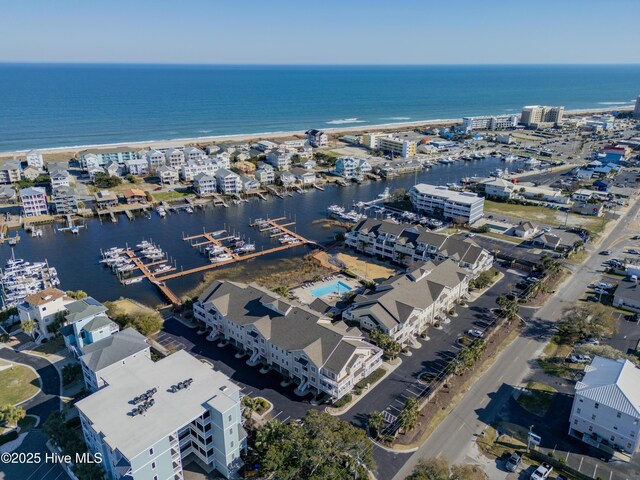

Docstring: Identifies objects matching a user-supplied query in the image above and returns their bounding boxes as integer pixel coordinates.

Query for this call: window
[617,412,622,418]
[149,448,154,455]
[592,415,596,420]
[573,419,578,425]
[231,441,234,448]
[577,408,581,414]
[594,403,599,409]
[151,462,156,469]
[153,476,158,480]
[588,426,593,432]
[228,415,232,422]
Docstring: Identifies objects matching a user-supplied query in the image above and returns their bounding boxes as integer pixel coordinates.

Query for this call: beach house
[25,150,44,169]
[0,160,22,184]
[52,186,79,215]
[19,187,48,217]
[164,148,186,168]
[157,165,179,185]
[305,129,328,147]
[215,169,242,194]
[193,173,218,197]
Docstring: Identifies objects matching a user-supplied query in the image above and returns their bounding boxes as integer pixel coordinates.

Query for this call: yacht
[211,253,233,263]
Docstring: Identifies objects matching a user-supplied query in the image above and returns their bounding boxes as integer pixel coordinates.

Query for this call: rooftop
[23,288,67,307]
[411,184,483,204]
[80,328,148,372]
[76,350,240,460]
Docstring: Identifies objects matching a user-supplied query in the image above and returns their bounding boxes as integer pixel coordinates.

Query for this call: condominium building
[18,288,74,341]
[194,281,383,400]
[344,259,469,346]
[345,218,493,276]
[305,129,328,147]
[25,150,44,169]
[125,159,150,176]
[193,173,218,197]
[51,186,79,215]
[410,184,485,224]
[79,328,150,392]
[79,147,138,169]
[569,356,640,454]
[334,157,372,180]
[76,350,245,480]
[520,105,564,127]
[184,146,206,162]
[50,169,70,189]
[180,160,220,182]
[633,96,640,119]
[362,133,388,150]
[215,169,242,195]
[266,151,293,171]
[145,149,166,173]
[164,148,186,168]
[0,160,22,184]
[19,187,48,217]
[461,114,519,132]
[377,137,417,158]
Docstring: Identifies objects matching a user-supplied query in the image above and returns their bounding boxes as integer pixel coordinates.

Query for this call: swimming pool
[310,281,352,298]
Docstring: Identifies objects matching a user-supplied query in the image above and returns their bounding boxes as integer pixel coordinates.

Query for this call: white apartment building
[410,184,484,224]
[180,160,220,182]
[215,169,242,194]
[193,281,383,400]
[344,259,469,346]
[145,149,166,173]
[164,148,186,168]
[462,114,519,132]
[569,356,640,455]
[520,105,564,127]
[184,146,206,162]
[18,288,74,341]
[125,159,149,176]
[79,328,150,392]
[79,148,138,170]
[25,150,44,169]
[19,187,48,217]
[77,350,245,480]
[266,151,293,171]
[193,173,218,197]
[334,157,372,180]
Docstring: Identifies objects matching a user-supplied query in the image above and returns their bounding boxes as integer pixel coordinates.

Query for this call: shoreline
[0,105,632,159]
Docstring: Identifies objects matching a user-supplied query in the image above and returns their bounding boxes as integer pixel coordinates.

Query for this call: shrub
[355,368,386,390]
[333,393,352,408]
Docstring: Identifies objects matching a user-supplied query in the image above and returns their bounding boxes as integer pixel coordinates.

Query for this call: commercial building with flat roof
[410,184,485,224]
[462,114,518,132]
[377,136,417,158]
[76,350,245,480]
[520,105,564,127]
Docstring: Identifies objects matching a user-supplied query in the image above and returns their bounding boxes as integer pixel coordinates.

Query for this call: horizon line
[1,61,640,67]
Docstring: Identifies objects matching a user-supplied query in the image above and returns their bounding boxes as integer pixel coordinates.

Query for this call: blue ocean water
[0,64,638,151]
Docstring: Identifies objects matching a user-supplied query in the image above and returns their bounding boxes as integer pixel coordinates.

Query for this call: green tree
[0,404,26,427]
[62,364,82,385]
[557,303,615,343]
[93,173,121,188]
[20,319,36,337]
[470,270,493,289]
[496,295,520,322]
[450,463,488,480]
[251,410,374,480]
[66,290,88,300]
[398,398,420,433]
[406,457,450,480]
[368,410,386,438]
[368,328,402,360]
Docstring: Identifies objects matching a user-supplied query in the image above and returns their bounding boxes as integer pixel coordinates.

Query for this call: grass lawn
[0,365,40,405]
[477,424,527,459]
[479,231,524,244]
[484,200,561,225]
[107,298,157,318]
[537,339,584,381]
[151,190,192,202]
[32,336,65,355]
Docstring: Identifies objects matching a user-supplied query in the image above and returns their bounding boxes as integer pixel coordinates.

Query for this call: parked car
[467,329,484,338]
[629,249,639,255]
[568,354,592,364]
[600,250,611,255]
[531,462,553,480]
[597,282,613,289]
[594,288,608,295]
[505,452,521,472]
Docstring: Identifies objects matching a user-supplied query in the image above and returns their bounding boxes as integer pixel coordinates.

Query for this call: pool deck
[292,274,361,306]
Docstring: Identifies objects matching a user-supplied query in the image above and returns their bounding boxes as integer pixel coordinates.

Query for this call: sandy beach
[0,105,631,161]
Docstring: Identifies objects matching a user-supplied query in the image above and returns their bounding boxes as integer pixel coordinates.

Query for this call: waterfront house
[278,171,296,187]
[52,186,79,215]
[232,161,256,175]
[184,146,207,162]
[0,160,22,184]
[122,188,147,204]
[145,149,166,173]
[344,259,469,347]
[19,187,48,217]
[193,281,383,400]
[302,159,317,170]
[25,150,44,169]
[266,151,293,171]
[291,167,316,186]
[76,350,245,480]
[180,159,220,182]
[305,129,328,147]
[18,288,74,341]
[79,147,137,169]
[334,157,371,180]
[21,165,41,181]
[125,158,149,176]
[254,163,275,184]
[256,140,279,152]
[215,169,242,195]
[0,185,17,204]
[569,356,640,455]
[482,177,515,199]
[518,184,568,204]
[240,175,260,191]
[410,184,484,224]
[193,173,218,197]
[345,218,493,276]
[79,327,150,392]
[157,165,179,185]
[164,148,186,168]
[94,190,119,209]
[60,296,119,354]
[50,169,71,189]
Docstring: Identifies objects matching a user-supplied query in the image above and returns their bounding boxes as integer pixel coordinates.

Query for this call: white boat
[211,253,233,263]
[503,154,519,162]
[156,207,166,218]
[206,245,225,255]
[438,157,455,164]
[31,228,43,238]
[378,187,391,200]
[327,204,345,215]
[124,277,144,285]
[185,206,194,214]
[234,244,255,254]
[154,265,173,274]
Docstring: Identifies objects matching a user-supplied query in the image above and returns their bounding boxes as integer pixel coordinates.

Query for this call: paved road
[0,432,67,480]
[392,198,640,480]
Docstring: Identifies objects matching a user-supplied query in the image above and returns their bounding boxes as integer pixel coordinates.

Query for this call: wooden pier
[121,250,182,305]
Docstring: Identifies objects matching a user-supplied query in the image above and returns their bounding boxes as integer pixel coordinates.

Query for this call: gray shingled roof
[65,297,108,323]
[80,328,148,372]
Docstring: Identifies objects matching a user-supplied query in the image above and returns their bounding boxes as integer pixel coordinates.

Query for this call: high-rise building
[520,105,564,127]
[633,96,640,119]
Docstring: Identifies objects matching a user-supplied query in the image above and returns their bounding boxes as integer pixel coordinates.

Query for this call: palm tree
[496,295,520,322]
[398,398,420,433]
[368,411,385,438]
[0,405,26,427]
[20,319,36,338]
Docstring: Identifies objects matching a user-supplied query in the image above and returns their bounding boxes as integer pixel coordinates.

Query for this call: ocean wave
[598,101,631,105]
[326,118,367,125]
[382,117,412,120]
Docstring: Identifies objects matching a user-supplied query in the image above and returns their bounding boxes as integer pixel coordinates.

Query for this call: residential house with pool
[193,280,383,400]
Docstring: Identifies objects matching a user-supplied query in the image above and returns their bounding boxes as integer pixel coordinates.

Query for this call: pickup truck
[530,462,553,480]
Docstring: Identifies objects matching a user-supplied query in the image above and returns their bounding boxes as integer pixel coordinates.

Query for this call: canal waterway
[0,157,523,306]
